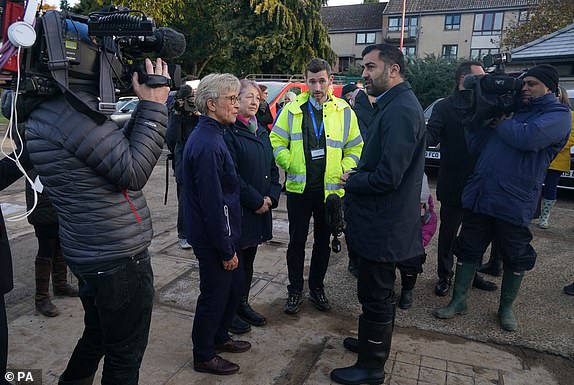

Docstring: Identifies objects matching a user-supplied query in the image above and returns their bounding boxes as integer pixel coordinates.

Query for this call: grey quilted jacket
[25,92,167,267]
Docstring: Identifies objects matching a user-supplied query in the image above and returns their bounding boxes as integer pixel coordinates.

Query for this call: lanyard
[308,102,324,143]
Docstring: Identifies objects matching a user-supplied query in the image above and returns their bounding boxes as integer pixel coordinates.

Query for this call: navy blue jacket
[224,119,281,249]
[182,116,241,260]
[345,82,426,263]
[463,93,572,226]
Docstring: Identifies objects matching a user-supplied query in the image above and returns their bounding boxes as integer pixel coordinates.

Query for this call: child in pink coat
[397,173,438,309]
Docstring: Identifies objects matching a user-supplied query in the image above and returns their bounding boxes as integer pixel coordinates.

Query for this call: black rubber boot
[330,316,392,385]
[58,374,95,385]
[398,272,417,310]
[237,296,266,326]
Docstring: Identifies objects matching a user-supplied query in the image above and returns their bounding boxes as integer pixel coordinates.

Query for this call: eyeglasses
[218,95,240,105]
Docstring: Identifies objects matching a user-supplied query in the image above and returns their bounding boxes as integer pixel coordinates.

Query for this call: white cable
[1,46,39,221]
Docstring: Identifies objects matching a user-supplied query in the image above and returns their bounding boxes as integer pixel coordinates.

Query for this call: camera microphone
[325,193,345,253]
[143,27,186,59]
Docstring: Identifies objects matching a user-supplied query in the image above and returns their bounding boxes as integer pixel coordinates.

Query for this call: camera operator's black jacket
[224,119,281,248]
[166,111,199,184]
[463,93,571,227]
[426,90,478,207]
[345,81,426,263]
[25,92,168,268]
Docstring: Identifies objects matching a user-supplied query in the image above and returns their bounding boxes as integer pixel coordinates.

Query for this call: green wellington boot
[498,270,524,332]
[433,262,476,319]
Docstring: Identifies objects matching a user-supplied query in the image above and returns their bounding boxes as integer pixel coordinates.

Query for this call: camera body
[455,53,523,129]
[0,4,184,100]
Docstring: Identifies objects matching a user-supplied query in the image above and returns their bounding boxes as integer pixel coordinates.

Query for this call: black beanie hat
[524,64,559,93]
[342,83,358,96]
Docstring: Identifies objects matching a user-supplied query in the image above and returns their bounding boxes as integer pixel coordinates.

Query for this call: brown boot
[35,258,60,317]
[52,245,79,297]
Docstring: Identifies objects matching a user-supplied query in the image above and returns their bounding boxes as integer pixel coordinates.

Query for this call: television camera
[0,1,186,124]
[455,52,524,129]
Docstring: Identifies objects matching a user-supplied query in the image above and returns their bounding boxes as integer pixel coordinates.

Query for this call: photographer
[433,64,572,332]
[24,57,170,384]
[166,85,200,249]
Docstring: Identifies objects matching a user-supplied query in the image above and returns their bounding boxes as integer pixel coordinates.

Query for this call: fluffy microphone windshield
[156,27,186,59]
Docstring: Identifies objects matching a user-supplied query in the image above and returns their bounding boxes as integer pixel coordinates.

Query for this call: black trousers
[62,252,154,385]
[238,246,258,298]
[286,191,331,294]
[357,257,396,323]
[192,247,244,362]
[454,210,536,272]
[0,295,7,385]
[176,183,186,239]
[436,203,464,280]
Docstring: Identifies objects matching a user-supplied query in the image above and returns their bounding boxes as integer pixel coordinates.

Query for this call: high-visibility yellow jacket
[270,91,363,199]
[549,113,574,172]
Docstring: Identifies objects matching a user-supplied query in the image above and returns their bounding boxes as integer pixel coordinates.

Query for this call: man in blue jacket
[433,64,572,332]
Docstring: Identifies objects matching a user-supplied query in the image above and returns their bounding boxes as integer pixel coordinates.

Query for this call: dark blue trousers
[192,248,244,363]
[61,252,154,385]
[454,210,536,272]
[357,258,396,323]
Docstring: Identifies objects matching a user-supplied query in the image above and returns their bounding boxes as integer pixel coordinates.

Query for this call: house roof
[321,3,387,32]
[511,22,574,62]
[384,0,539,15]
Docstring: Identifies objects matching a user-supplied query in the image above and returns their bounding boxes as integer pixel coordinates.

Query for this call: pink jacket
[422,195,438,248]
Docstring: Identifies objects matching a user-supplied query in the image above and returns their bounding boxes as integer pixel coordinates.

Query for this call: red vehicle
[256,81,344,127]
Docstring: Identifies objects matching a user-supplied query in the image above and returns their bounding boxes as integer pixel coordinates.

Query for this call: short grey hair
[195,73,241,115]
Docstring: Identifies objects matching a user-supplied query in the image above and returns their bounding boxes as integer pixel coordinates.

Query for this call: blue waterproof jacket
[182,116,241,260]
[463,93,572,227]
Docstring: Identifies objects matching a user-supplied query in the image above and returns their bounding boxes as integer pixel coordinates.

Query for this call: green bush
[406,54,462,109]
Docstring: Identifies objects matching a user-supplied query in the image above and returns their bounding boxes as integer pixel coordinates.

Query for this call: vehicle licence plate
[561,170,574,178]
[426,151,440,159]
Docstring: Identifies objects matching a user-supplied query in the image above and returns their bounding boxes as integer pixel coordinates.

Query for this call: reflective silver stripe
[326,138,343,149]
[287,173,306,183]
[291,132,303,141]
[288,111,294,133]
[346,153,360,165]
[272,125,290,140]
[344,135,363,149]
[326,183,341,191]
[342,108,351,144]
[274,146,288,157]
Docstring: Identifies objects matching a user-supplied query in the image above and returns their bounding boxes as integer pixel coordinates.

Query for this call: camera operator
[24,57,170,384]
[166,85,200,249]
[426,61,498,296]
[433,64,572,332]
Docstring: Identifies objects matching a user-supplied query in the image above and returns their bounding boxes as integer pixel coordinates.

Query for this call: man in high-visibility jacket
[270,58,363,315]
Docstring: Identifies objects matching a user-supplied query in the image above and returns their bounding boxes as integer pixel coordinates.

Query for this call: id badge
[311,148,325,160]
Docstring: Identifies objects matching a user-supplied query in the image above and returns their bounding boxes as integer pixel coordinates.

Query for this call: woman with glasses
[224,80,281,333]
[182,73,250,376]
